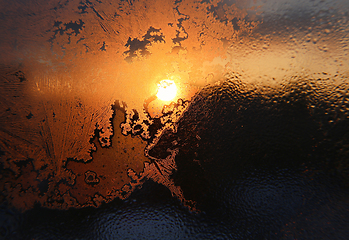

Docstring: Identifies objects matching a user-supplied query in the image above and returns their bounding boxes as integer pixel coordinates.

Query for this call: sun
[156,79,177,101]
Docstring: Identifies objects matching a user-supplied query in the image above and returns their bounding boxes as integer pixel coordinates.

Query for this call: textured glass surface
[0,0,348,239]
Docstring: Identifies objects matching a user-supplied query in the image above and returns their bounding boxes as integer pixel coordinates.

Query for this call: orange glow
[148,83,198,118]
[2,0,346,213]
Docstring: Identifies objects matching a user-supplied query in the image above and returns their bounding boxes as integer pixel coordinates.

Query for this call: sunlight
[156,79,177,101]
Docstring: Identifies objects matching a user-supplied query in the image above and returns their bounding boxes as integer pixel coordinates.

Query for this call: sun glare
[156,80,177,101]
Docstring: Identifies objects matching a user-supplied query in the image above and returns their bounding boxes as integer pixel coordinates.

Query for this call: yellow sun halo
[156,80,177,101]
